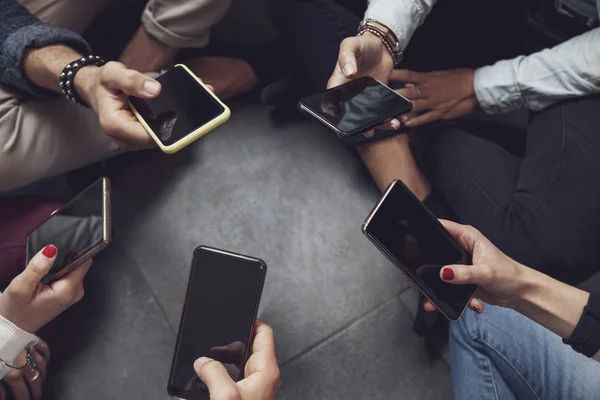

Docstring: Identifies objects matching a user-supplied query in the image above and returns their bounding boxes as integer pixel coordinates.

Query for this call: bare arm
[516,268,590,340]
[22,44,96,95]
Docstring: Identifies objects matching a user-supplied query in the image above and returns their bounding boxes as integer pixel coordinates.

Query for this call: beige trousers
[0,0,276,191]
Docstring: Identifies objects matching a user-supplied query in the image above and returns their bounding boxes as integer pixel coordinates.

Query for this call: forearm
[357,135,431,199]
[365,0,436,50]
[475,28,600,114]
[515,267,590,339]
[23,45,84,93]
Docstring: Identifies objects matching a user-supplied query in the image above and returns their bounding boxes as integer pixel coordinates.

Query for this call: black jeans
[270,0,600,285]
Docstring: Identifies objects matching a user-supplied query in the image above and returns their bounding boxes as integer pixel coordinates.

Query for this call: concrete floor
[44,103,452,400]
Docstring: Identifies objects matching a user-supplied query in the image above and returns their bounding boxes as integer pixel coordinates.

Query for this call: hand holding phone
[168,247,267,400]
[362,180,477,320]
[0,246,92,333]
[193,320,280,400]
[298,76,412,144]
[422,220,530,314]
[130,64,230,154]
[26,177,111,284]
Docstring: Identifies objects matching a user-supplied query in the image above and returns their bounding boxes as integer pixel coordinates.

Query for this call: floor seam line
[279,290,404,368]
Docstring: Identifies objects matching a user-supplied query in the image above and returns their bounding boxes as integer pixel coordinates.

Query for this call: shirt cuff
[0,316,38,369]
[365,0,426,51]
[2,22,92,98]
[474,59,526,114]
[141,5,210,49]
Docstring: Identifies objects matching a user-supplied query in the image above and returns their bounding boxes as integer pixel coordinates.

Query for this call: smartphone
[168,246,267,400]
[25,177,111,284]
[129,64,231,154]
[298,76,412,141]
[362,180,476,320]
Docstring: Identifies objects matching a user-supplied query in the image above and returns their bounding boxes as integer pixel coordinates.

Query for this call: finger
[34,340,50,364]
[101,62,161,98]
[338,37,360,79]
[19,245,57,287]
[390,69,422,84]
[327,65,348,89]
[193,358,239,398]
[440,264,494,286]
[32,349,48,382]
[99,106,155,149]
[404,111,440,128]
[4,372,30,400]
[377,118,401,131]
[397,86,419,100]
[206,84,215,93]
[246,320,277,373]
[57,258,93,286]
[423,299,437,312]
[23,365,43,400]
[438,220,484,255]
[468,298,484,314]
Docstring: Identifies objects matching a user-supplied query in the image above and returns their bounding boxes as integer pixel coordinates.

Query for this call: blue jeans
[450,305,600,400]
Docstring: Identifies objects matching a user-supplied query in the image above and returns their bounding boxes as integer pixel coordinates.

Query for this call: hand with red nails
[391,68,477,128]
[0,245,92,333]
[75,61,162,150]
[422,220,529,315]
[193,320,280,400]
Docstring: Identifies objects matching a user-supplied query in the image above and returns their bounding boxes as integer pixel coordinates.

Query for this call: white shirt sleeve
[475,27,600,114]
[0,315,38,379]
[364,0,437,50]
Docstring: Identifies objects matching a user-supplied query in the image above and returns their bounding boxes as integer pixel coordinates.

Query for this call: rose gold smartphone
[25,177,112,284]
[362,180,476,320]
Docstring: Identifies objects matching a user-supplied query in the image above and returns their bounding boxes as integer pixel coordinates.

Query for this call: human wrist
[0,315,38,365]
[361,31,395,68]
[73,65,100,108]
[513,266,590,338]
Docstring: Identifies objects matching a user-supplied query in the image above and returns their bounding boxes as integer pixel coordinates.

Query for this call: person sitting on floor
[0,0,281,192]
[426,220,600,400]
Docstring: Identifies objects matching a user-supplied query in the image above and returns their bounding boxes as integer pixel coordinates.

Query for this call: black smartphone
[168,246,267,400]
[298,76,412,141]
[129,64,230,154]
[362,180,476,320]
[25,177,112,284]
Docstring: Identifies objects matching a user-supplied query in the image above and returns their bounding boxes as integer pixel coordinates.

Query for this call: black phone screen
[26,178,106,284]
[364,181,476,319]
[300,76,412,137]
[129,66,225,146]
[168,248,265,400]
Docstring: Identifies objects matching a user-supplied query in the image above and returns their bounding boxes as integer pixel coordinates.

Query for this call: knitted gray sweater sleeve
[0,0,91,98]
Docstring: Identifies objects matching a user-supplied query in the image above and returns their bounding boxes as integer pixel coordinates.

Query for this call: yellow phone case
[129,64,231,154]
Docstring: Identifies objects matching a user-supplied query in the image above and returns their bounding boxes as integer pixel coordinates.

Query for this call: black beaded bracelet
[59,55,106,107]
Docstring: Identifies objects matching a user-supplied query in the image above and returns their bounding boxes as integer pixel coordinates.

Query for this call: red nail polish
[472,305,481,313]
[42,245,57,258]
[442,268,454,281]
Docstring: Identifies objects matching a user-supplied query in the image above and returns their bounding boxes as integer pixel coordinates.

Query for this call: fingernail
[442,268,454,281]
[343,63,355,77]
[42,245,57,258]
[144,80,160,96]
[472,305,481,314]
[405,120,413,127]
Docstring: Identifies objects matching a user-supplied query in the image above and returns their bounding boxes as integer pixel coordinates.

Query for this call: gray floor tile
[45,242,175,400]
[278,297,452,400]
[111,104,408,362]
